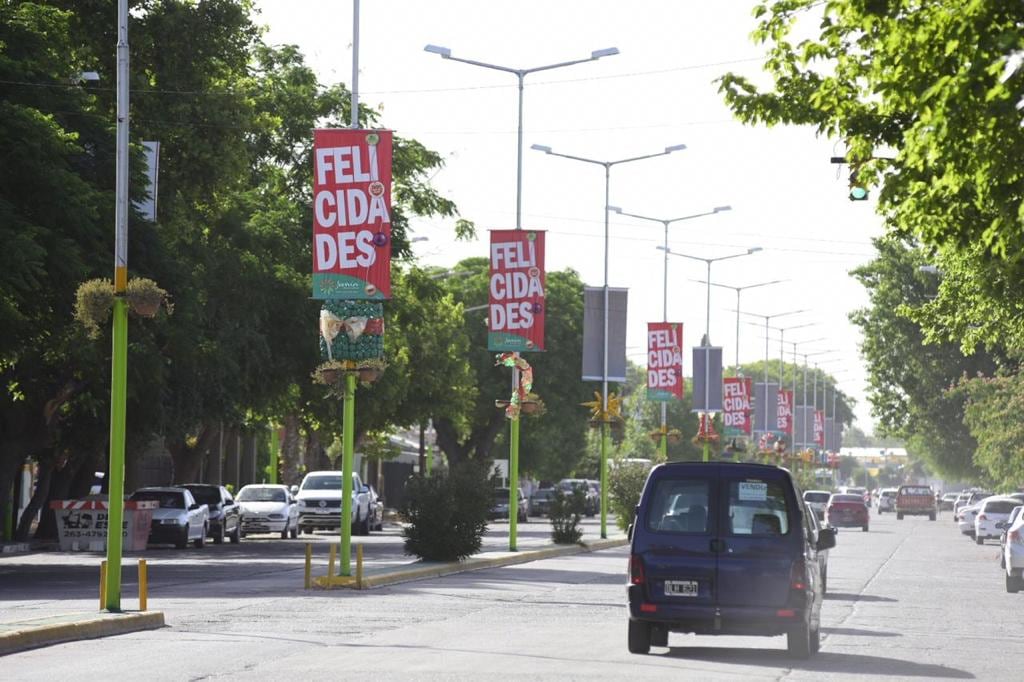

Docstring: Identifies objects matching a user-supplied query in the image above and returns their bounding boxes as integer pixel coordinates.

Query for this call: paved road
[3,510,1023,679]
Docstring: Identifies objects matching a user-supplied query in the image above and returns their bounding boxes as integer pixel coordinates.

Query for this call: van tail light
[629,554,646,586]
[790,559,808,591]
[1011,530,1023,545]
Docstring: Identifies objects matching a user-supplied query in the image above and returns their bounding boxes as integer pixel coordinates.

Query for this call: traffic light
[849,168,868,201]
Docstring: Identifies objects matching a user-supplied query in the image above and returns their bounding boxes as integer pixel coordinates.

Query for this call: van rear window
[645,479,710,533]
[727,479,790,536]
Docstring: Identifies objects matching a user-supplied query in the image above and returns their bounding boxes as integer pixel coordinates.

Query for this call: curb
[0,611,165,657]
[315,537,628,590]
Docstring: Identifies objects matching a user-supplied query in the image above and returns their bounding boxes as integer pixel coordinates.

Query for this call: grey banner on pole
[794,405,815,446]
[753,382,780,434]
[691,347,723,412]
[824,417,835,451]
[582,286,628,382]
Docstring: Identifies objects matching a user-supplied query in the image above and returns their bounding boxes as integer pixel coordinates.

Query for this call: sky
[255,0,884,433]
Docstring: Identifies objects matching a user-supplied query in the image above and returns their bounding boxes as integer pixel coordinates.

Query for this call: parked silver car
[129,487,209,549]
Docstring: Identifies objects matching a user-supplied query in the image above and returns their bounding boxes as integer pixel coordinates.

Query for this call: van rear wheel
[627,620,651,654]
[787,621,812,659]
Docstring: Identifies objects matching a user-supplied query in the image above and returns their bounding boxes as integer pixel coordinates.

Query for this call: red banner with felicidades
[722,377,752,436]
[776,389,794,435]
[813,409,825,446]
[488,230,545,352]
[312,129,393,299]
[646,322,683,401]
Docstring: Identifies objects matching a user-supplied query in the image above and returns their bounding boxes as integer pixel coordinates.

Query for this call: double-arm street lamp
[696,278,787,373]
[610,205,732,459]
[740,309,807,444]
[532,143,686,537]
[424,44,619,230]
[425,44,618,552]
[659,246,762,461]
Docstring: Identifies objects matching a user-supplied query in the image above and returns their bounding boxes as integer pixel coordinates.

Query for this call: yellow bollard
[138,559,148,612]
[327,544,336,591]
[99,560,107,610]
[356,544,363,589]
[304,543,312,590]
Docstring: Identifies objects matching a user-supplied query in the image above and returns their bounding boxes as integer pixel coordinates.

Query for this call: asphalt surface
[2,511,1022,679]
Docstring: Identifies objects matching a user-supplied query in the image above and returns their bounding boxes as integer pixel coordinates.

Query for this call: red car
[827,493,870,532]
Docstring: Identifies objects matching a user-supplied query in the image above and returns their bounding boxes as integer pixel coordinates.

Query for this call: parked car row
[127,470,386,549]
[950,488,1024,594]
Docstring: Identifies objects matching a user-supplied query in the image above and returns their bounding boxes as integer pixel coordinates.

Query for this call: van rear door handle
[710,539,726,553]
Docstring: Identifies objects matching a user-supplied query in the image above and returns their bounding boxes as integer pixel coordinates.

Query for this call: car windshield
[494,489,510,503]
[238,487,286,502]
[845,488,866,496]
[184,486,221,504]
[532,490,553,500]
[984,500,1018,514]
[646,478,710,533]
[900,486,932,495]
[881,490,897,498]
[831,494,863,503]
[559,480,586,492]
[130,490,184,509]
[804,492,830,503]
[727,479,790,536]
[302,475,345,490]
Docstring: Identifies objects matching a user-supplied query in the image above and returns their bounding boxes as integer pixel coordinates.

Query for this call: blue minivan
[626,461,836,657]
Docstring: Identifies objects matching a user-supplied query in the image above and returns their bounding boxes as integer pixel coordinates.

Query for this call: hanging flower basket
[74,279,115,338]
[358,368,382,383]
[667,430,682,445]
[125,277,170,318]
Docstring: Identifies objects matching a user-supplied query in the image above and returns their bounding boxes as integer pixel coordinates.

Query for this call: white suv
[1003,510,1024,593]
[877,488,897,514]
[295,471,373,535]
[975,496,1020,545]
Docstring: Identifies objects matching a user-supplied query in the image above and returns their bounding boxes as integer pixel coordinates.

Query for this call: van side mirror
[360,484,370,494]
[627,523,634,541]
[816,527,837,551]
[289,485,299,495]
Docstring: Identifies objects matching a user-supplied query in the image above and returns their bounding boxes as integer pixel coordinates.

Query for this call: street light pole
[426,45,618,552]
[661,247,763,461]
[610,206,731,459]
[699,279,787,373]
[739,310,806,448]
[534,143,686,538]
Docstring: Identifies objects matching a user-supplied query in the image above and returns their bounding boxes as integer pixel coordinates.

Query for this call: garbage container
[51,498,157,552]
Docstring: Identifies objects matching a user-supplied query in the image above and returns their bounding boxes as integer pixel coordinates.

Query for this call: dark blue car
[626,461,835,657]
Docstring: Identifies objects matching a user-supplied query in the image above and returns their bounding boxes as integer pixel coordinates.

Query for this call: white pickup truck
[294,471,373,535]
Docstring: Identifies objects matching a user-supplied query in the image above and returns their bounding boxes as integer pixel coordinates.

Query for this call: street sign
[646,322,683,401]
[488,230,546,351]
[723,377,752,436]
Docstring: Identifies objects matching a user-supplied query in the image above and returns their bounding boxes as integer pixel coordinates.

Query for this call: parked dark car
[529,488,556,516]
[183,484,241,544]
[558,479,598,517]
[626,461,834,658]
[490,487,529,523]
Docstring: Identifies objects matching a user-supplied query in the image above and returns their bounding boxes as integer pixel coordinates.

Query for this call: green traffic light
[849,186,868,201]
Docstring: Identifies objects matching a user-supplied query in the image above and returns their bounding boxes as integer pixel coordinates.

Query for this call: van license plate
[665,580,698,597]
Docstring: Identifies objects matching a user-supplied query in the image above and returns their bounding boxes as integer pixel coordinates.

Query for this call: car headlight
[268,514,284,520]
[297,500,307,508]
[161,519,179,525]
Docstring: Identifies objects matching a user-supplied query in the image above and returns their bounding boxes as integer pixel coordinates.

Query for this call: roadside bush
[399,464,492,562]
[609,462,651,532]
[549,487,585,544]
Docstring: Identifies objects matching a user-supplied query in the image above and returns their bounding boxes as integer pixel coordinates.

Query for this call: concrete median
[0,610,165,657]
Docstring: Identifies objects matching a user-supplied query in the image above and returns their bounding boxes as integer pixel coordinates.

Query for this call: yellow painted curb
[315,537,629,591]
[0,611,165,657]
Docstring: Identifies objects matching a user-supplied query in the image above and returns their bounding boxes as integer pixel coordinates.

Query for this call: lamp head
[79,71,100,82]
[607,206,623,214]
[530,144,552,154]
[424,44,451,58]
[748,247,763,254]
[664,143,687,154]
[591,47,620,59]
[713,205,732,213]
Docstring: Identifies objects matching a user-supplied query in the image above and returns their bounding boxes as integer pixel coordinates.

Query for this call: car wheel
[976,535,984,545]
[627,620,651,655]
[810,623,821,654]
[821,569,828,594]
[862,525,869,532]
[929,513,936,521]
[281,523,290,540]
[194,524,207,548]
[289,519,298,539]
[230,522,241,544]
[213,522,225,545]
[787,620,812,659]
[176,525,189,549]
[649,626,668,648]
[897,513,904,520]
[1006,571,1022,594]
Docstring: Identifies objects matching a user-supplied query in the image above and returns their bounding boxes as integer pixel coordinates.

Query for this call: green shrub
[549,487,585,544]
[400,464,492,562]
[609,462,651,532]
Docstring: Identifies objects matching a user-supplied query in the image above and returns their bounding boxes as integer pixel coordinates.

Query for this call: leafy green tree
[953,374,1024,489]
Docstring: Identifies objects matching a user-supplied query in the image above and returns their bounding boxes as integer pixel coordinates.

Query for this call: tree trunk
[434,411,505,472]
[166,424,219,484]
[16,461,52,541]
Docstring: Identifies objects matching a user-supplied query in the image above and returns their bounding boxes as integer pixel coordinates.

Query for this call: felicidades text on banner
[488,230,545,352]
[647,322,683,401]
[776,389,794,436]
[312,129,393,299]
[723,377,752,436]
[813,409,825,446]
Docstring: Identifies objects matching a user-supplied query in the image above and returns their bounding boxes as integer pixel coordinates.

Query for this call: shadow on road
[824,591,898,603]
[662,646,974,678]
[823,626,901,638]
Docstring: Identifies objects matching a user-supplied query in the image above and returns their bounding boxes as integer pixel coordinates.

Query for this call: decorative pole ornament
[495,353,542,419]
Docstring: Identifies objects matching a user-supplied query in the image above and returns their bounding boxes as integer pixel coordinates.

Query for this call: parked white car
[129,487,209,549]
[295,471,373,535]
[802,490,831,520]
[237,484,299,538]
[957,503,982,537]
[877,488,897,514]
[974,496,1021,545]
[1002,511,1024,593]
[1001,506,1024,550]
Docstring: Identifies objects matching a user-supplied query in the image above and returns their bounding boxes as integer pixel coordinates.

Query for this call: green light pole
[103,0,130,612]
